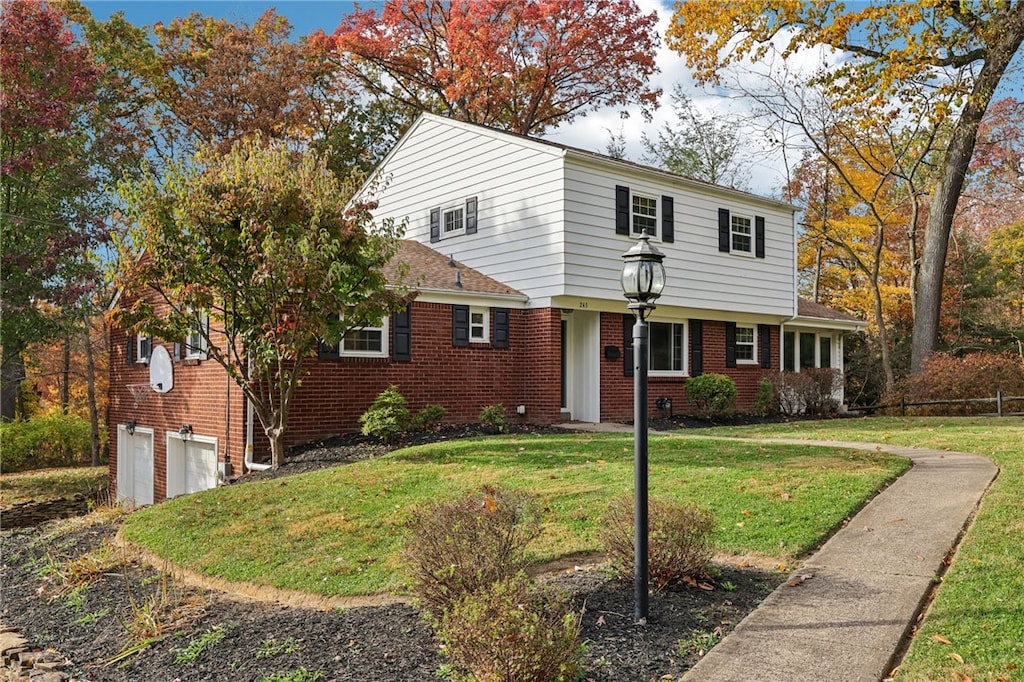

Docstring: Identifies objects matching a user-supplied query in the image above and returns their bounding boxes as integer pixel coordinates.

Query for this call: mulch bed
[1,423,784,682]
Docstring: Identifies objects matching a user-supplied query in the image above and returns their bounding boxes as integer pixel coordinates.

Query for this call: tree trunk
[61,335,71,414]
[910,18,1024,373]
[1,350,24,421]
[83,311,101,466]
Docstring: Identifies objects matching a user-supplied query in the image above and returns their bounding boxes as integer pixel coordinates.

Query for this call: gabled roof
[796,297,865,329]
[386,239,526,301]
[368,113,796,213]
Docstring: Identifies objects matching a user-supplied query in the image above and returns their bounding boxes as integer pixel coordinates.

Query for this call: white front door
[563,311,601,423]
[117,427,154,507]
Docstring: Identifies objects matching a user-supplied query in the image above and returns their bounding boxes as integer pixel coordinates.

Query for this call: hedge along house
[107,113,862,505]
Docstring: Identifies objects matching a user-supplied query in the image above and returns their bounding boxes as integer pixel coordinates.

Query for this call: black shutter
[615,185,630,235]
[126,335,135,364]
[759,323,772,369]
[429,207,441,243]
[690,319,703,377]
[725,322,737,368]
[623,314,634,377]
[493,308,510,348]
[661,195,674,243]
[755,216,766,258]
[392,305,412,362]
[718,208,730,252]
[318,339,339,360]
[452,305,470,346]
[465,197,478,235]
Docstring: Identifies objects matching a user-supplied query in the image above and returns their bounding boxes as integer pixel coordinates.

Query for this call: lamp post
[620,229,666,624]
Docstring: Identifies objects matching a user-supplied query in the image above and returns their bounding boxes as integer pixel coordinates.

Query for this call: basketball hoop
[126,383,152,407]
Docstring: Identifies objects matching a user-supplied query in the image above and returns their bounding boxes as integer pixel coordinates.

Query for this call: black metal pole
[633,312,649,623]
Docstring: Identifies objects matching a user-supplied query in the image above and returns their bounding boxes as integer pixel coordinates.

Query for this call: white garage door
[166,435,218,498]
[117,427,154,507]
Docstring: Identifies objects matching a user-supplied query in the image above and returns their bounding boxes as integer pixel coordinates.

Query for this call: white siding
[366,116,569,301]
[562,157,796,318]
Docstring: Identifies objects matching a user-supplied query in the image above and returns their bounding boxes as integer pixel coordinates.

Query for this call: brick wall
[600,313,778,421]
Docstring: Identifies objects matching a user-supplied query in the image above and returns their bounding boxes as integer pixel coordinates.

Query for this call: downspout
[243,357,271,472]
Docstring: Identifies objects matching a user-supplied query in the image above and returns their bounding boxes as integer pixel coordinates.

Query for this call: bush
[894,352,1024,415]
[753,377,775,417]
[436,572,584,682]
[359,386,410,442]
[685,374,737,419]
[479,404,508,434]
[410,403,446,431]
[0,411,102,473]
[404,486,541,620]
[599,495,714,591]
[771,370,842,416]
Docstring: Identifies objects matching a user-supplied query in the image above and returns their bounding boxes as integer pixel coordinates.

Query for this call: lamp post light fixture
[620,229,667,624]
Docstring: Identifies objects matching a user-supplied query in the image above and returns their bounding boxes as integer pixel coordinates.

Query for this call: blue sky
[82,1,374,37]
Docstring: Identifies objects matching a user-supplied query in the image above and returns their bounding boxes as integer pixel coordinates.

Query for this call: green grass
[712,416,1024,682]
[121,432,906,597]
[0,466,108,507]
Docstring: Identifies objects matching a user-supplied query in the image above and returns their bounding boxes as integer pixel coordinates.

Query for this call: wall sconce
[179,424,193,438]
[125,420,137,435]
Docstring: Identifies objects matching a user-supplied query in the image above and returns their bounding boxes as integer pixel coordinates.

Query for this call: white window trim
[648,320,687,377]
[469,307,489,343]
[631,191,659,238]
[339,317,390,358]
[136,334,151,364]
[735,325,758,365]
[185,311,209,360]
[730,213,754,255]
[441,205,465,239]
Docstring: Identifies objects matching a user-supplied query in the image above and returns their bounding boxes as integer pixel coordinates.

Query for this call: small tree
[114,137,406,467]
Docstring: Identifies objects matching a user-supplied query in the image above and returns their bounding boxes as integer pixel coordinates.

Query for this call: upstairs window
[731,214,752,254]
[444,206,464,236]
[184,312,209,360]
[430,197,478,243]
[136,334,152,364]
[632,194,658,236]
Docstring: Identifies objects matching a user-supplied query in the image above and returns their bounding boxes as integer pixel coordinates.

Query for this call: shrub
[359,386,410,442]
[0,411,102,473]
[479,403,508,433]
[410,403,445,431]
[599,495,714,591]
[753,377,775,417]
[685,374,737,419]
[772,370,842,416]
[404,486,541,620]
[894,352,1024,415]
[436,572,584,682]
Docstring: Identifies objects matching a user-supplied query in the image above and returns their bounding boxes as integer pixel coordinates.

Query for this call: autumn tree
[642,83,750,189]
[114,137,407,467]
[330,0,661,136]
[668,1,1024,373]
[0,0,121,421]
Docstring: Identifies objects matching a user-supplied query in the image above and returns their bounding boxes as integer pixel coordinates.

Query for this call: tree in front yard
[114,136,407,468]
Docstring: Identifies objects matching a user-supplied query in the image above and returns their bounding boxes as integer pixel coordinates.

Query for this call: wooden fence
[848,390,1024,417]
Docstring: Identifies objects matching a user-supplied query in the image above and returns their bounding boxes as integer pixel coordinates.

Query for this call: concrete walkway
[554,424,999,682]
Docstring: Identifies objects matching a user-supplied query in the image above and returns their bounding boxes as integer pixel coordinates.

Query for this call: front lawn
[120,432,906,597]
[713,416,1024,682]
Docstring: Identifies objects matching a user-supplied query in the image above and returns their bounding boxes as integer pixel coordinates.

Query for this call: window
[184,312,209,360]
[783,330,833,371]
[731,214,752,254]
[319,318,389,359]
[443,206,464,235]
[649,322,685,374]
[632,194,658,236]
[470,308,488,342]
[136,334,152,364]
[735,325,755,362]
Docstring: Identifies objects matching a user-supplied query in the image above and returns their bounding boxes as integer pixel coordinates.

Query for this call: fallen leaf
[955,674,972,682]
[741,509,753,517]
[786,573,814,587]
[698,582,714,591]
[778,491,792,500]
[948,653,964,663]
[596,615,606,627]
[931,634,952,645]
